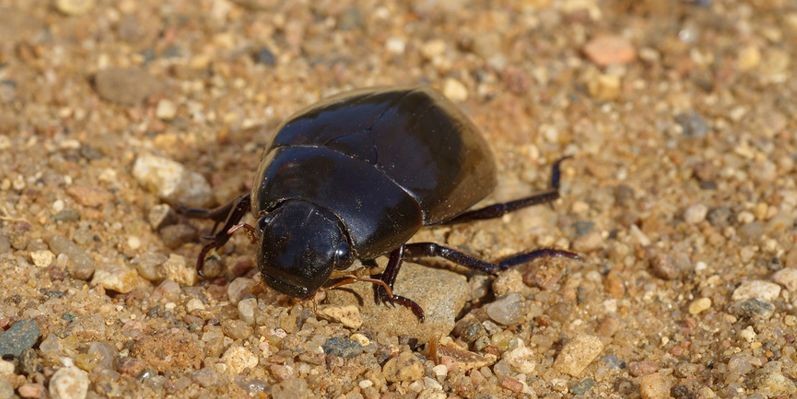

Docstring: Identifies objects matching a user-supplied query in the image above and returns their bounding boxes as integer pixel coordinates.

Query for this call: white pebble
[772,268,797,292]
[385,37,406,54]
[732,280,781,302]
[30,250,55,268]
[684,204,708,224]
[49,367,89,399]
[237,298,257,325]
[221,346,258,374]
[156,99,177,120]
[443,78,468,102]
[186,298,205,313]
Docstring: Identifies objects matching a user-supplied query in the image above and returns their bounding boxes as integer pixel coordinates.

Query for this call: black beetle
[177,87,579,320]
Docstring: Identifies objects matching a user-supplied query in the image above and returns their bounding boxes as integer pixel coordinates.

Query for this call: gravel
[1,1,795,397]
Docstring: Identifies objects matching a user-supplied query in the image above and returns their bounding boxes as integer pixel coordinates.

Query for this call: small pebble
[47,235,95,280]
[94,67,160,106]
[383,351,424,382]
[772,268,797,292]
[385,37,405,54]
[485,293,524,325]
[443,78,468,102]
[148,204,176,230]
[570,378,595,395]
[583,35,635,66]
[221,345,258,374]
[30,250,54,267]
[132,154,213,207]
[732,280,781,302]
[161,254,196,286]
[0,381,12,399]
[18,383,44,398]
[253,47,276,66]
[237,298,257,325]
[158,224,198,249]
[54,0,94,15]
[317,305,363,329]
[688,297,712,315]
[65,185,112,208]
[587,73,621,101]
[322,337,363,358]
[573,230,603,252]
[222,319,253,340]
[91,264,142,293]
[553,334,604,377]
[684,204,708,224]
[49,367,90,399]
[227,277,256,304]
[639,372,671,399]
[185,298,205,313]
[155,99,177,120]
[0,319,41,358]
[730,298,775,320]
[649,252,681,280]
[675,111,709,138]
[501,340,535,374]
[192,367,219,388]
[0,359,13,375]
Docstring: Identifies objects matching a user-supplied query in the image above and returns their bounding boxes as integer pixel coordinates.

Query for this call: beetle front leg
[174,193,252,276]
[371,246,425,321]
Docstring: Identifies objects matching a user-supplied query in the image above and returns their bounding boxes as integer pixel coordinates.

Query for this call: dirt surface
[1,0,797,398]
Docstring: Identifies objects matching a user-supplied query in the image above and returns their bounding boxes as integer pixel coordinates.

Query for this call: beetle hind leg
[402,242,581,274]
[442,156,572,225]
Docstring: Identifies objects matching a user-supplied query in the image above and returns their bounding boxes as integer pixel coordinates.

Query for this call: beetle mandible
[177,87,580,320]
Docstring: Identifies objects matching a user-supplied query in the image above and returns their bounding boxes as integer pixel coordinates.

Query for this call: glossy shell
[252,87,497,259]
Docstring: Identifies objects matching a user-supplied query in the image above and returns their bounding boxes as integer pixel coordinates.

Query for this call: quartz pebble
[49,367,89,399]
[227,277,257,304]
[501,340,536,374]
[0,359,13,375]
[161,254,196,286]
[443,78,468,102]
[771,268,797,292]
[0,381,12,399]
[155,99,177,120]
[54,0,95,15]
[382,351,424,383]
[47,235,95,280]
[732,280,781,302]
[684,204,708,224]
[221,345,258,374]
[91,264,142,293]
[30,250,54,267]
[317,305,363,329]
[639,372,671,399]
[688,297,712,315]
[553,335,604,377]
[237,298,257,325]
[132,154,213,208]
[18,383,44,398]
[484,293,524,325]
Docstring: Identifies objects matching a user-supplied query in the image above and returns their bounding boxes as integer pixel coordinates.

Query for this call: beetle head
[257,200,353,298]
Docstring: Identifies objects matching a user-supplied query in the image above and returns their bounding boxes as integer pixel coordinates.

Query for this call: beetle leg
[173,193,252,235]
[183,194,252,277]
[402,242,580,274]
[442,156,572,225]
[370,246,426,321]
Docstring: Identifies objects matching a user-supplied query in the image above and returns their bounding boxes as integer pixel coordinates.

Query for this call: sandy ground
[1,0,796,398]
